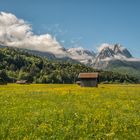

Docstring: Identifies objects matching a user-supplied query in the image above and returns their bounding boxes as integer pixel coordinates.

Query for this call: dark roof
[78,73,98,79]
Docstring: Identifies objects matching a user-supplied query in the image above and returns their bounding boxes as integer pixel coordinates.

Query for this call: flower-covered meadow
[0,84,140,139]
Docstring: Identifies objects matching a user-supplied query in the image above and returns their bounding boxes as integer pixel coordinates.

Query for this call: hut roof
[78,73,98,79]
[16,80,27,84]
[76,81,81,84]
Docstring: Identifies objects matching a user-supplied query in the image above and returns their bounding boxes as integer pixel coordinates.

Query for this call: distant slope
[106,60,140,80]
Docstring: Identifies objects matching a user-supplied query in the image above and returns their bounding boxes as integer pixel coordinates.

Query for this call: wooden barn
[78,73,98,87]
[16,80,27,84]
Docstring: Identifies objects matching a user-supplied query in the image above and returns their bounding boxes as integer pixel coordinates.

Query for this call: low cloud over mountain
[0,12,66,57]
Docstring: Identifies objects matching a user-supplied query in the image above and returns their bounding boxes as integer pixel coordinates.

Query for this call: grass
[0,84,140,140]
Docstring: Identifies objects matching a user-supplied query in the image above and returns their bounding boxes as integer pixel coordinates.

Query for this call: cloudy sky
[0,0,140,57]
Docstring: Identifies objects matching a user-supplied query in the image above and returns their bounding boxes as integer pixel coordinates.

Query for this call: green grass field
[0,84,140,140]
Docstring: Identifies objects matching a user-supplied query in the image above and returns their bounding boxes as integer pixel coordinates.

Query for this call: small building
[78,73,98,87]
[76,81,81,86]
[16,80,27,84]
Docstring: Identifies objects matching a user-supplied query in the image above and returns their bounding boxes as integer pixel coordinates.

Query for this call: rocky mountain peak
[113,44,132,58]
[97,44,132,60]
[98,46,115,59]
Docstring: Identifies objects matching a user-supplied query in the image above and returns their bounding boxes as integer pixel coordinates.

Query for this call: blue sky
[0,0,140,57]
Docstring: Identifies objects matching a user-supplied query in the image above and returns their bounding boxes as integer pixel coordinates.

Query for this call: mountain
[94,44,133,68]
[93,44,140,79]
[93,43,140,67]
[67,47,96,65]
[95,44,132,60]
[23,47,96,65]
[25,46,96,65]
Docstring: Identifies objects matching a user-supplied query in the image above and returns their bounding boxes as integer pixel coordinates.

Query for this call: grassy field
[0,84,140,140]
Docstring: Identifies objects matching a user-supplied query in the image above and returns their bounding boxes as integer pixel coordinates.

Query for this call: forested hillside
[0,47,139,84]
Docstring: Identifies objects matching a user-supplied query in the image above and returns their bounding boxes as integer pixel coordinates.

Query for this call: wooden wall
[80,78,98,87]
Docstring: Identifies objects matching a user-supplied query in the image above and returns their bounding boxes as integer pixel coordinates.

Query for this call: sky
[0,0,140,57]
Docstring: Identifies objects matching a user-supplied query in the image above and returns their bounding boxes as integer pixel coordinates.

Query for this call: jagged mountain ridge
[92,44,140,80]
[95,44,132,60]
[93,44,136,68]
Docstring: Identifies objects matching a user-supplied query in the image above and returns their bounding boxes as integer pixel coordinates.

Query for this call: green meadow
[0,84,140,140]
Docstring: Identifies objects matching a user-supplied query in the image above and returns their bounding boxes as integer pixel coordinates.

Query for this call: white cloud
[97,43,113,52]
[96,43,126,53]
[0,12,66,57]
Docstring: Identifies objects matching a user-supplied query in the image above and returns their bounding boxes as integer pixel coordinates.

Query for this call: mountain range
[0,43,140,79]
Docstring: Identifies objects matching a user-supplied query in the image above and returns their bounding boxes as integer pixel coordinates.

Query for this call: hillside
[0,47,139,84]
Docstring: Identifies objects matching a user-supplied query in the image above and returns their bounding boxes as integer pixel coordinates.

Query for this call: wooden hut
[76,81,81,86]
[78,73,98,87]
[16,80,27,84]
